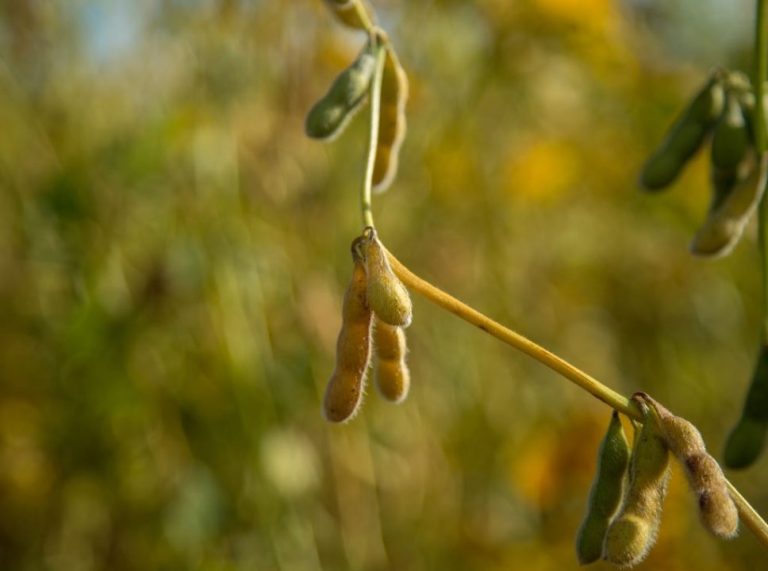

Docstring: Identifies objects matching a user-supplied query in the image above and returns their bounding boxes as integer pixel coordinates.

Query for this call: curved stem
[385,249,768,548]
[757,0,768,340]
[361,39,385,228]
[387,251,638,418]
[349,0,375,33]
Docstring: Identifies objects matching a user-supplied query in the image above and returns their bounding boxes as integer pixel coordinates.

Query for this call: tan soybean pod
[603,398,671,567]
[323,0,372,31]
[575,411,631,565]
[691,151,767,258]
[641,395,739,539]
[363,228,413,328]
[372,45,408,193]
[323,243,373,423]
[373,318,410,402]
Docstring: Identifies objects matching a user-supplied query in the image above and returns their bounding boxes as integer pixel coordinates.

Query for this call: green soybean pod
[690,152,766,258]
[725,344,768,468]
[603,398,670,567]
[575,411,631,565]
[372,45,408,192]
[639,72,725,191]
[305,43,375,141]
[711,92,750,171]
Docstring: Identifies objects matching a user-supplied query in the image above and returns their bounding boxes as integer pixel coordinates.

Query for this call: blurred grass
[0,0,765,569]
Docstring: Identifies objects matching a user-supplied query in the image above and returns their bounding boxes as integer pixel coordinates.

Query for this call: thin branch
[756,0,768,342]
[385,248,768,549]
[361,39,385,228]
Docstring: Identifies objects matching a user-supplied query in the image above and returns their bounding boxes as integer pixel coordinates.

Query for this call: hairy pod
[323,251,373,422]
[305,43,375,141]
[640,394,738,539]
[725,344,768,468]
[372,46,408,192]
[575,411,631,565]
[603,400,670,567]
[640,72,725,191]
[691,152,767,258]
[373,319,410,402]
[711,92,750,171]
[322,0,372,31]
[363,228,413,327]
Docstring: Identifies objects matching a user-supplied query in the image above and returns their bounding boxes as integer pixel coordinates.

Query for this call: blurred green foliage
[0,0,765,569]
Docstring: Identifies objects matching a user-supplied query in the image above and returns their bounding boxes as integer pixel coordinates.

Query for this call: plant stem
[361,39,385,228]
[758,0,768,341]
[385,249,768,548]
[349,0,375,33]
[387,251,638,417]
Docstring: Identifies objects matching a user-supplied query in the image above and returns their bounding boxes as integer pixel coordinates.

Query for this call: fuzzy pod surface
[603,399,671,567]
[373,319,410,403]
[323,252,373,422]
[363,229,413,328]
[575,411,631,565]
[641,394,738,539]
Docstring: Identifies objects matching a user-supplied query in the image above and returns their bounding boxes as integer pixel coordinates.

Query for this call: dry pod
[725,344,768,468]
[690,152,767,257]
[372,45,408,192]
[575,411,631,565]
[603,397,670,567]
[362,227,413,327]
[373,318,410,402]
[323,239,373,422]
[322,0,373,31]
[640,71,725,191]
[305,42,375,141]
[639,394,738,539]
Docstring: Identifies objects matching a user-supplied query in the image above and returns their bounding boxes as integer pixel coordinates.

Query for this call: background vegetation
[0,0,765,569]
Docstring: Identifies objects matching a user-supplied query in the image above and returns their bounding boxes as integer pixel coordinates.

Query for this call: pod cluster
[639,69,768,259]
[576,394,739,567]
[323,229,413,422]
[306,5,408,193]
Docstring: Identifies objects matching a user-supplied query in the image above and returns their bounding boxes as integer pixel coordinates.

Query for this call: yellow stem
[349,0,375,33]
[385,248,768,548]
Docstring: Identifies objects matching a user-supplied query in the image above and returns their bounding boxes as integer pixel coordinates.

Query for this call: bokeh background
[0,0,766,569]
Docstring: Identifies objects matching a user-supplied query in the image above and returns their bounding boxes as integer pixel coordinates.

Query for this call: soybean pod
[640,71,725,191]
[603,397,671,567]
[575,411,631,565]
[323,239,374,422]
[640,394,738,539]
[305,42,376,141]
[373,319,410,403]
[362,227,413,328]
[372,45,408,192]
[725,344,768,468]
